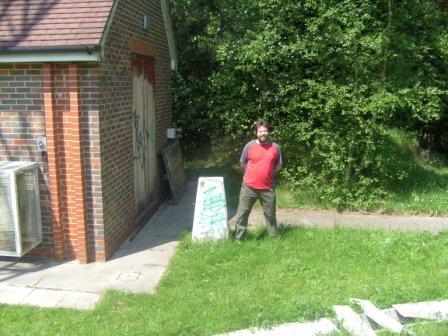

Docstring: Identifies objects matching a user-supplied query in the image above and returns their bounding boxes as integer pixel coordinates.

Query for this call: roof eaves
[0,45,100,53]
[0,45,102,63]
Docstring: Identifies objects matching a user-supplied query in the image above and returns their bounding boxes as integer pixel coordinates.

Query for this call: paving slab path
[234,208,448,233]
[0,183,196,310]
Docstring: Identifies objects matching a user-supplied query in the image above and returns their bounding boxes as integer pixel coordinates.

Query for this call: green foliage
[184,129,448,214]
[172,0,448,208]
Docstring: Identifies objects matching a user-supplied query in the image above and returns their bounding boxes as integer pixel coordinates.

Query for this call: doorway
[131,54,156,213]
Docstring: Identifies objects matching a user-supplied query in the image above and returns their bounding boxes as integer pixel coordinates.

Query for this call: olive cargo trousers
[234,183,278,240]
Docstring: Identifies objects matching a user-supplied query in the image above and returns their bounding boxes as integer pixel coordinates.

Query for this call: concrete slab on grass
[393,300,448,320]
[0,283,33,304]
[21,288,100,309]
[0,258,58,287]
[351,299,403,333]
[57,290,102,310]
[333,305,376,336]
[0,283,100,310]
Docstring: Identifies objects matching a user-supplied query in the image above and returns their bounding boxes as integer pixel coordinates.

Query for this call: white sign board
[192,177,228,241]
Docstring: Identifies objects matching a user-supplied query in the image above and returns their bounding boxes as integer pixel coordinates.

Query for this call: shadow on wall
[1,0,81,259]
[0,0,60,162]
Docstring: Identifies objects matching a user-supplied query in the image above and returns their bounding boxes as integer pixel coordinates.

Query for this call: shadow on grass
[231,224,297,241]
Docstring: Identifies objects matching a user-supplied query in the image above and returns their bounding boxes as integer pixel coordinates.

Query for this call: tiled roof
[0,0,115,49]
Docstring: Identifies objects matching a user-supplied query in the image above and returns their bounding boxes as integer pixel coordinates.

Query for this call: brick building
[0,0,178,263]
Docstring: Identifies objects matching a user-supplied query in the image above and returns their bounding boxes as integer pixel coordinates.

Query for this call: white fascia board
[161,0,178,70]
[0,51,101,63]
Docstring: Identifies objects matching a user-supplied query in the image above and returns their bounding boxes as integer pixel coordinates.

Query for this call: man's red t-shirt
[240,140,283,190]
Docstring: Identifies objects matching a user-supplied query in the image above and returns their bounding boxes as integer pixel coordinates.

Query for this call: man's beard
[258,136,268,143]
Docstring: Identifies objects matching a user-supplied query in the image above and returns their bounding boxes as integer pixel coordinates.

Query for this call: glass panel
[0,174,16,253]
[16,170,41,253]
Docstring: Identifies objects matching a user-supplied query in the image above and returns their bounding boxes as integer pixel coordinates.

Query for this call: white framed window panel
[0,162,42,257]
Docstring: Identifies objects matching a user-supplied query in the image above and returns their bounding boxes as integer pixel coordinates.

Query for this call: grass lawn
[379,321,448,335]
[2,227,448,335]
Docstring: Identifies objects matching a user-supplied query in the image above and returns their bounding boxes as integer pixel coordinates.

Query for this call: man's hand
[241,163,246,171]
[275,164,282,173]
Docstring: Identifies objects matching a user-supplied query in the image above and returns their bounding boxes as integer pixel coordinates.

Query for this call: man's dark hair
[253,120,271,133]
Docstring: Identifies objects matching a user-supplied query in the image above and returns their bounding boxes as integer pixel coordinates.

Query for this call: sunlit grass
[2,227,448,335]
[379,321,448,335]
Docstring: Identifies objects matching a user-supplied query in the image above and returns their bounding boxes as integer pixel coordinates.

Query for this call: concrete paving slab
[216,318,338,336]
[382,308,402,323]
[32,264,106,293]
[21,288,65,308]
[57,290,101,310]
[110,246,177,266]
[393,300,448,320]
[0,283,33,305]
[29,246,177,294]
[107,265,166,293]
[145,220,191,234]
[0,258,57,287]
[116,271,141,282]
[351,299,403,333]
[241,209,448,233]
[334,305,377,336]
[0,268,47,287]
[147,241,180,251]
[20,288,100,310]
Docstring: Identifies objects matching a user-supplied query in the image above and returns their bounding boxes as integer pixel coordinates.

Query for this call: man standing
[234,120,283,242]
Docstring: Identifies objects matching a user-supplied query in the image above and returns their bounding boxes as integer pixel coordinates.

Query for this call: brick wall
[99,0,172,259]
[0,63,104,262]
[43,63,96,263]
[79,64,105,262]
[0,63,53,254]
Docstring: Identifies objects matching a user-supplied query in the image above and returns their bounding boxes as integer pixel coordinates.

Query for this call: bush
[172,0,448,208]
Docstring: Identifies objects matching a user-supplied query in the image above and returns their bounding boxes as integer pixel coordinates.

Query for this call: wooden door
[132,55,156,213]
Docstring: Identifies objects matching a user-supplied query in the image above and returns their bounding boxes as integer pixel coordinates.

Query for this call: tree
[172,0,448,208]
